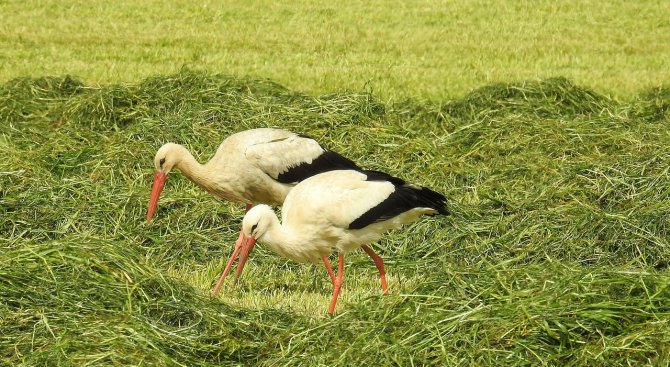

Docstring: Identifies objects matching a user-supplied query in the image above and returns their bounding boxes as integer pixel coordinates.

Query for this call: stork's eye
[251,224,258,233]
[159,158,166,167]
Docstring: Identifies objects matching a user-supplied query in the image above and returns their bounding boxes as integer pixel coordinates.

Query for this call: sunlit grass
[172,250,413,315]
[1,1,669,99]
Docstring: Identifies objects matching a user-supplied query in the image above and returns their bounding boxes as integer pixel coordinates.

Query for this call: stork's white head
[242,204,276,241]
[153,143,186,175]
[147,143,188,222]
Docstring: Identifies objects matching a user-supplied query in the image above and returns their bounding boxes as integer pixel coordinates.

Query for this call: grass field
[2,71,670,366]
[2,1,670,366]
[2,0,669,100]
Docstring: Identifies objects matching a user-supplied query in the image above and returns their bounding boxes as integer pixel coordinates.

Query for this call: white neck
[172,145,218,192]
[257,212,305,261]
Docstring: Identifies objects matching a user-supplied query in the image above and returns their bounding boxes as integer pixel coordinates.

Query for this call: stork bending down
[145,128,360,297]
[240,169,448,313]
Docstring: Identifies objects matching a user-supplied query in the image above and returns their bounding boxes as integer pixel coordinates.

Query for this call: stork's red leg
[362,245,388,294]
[322,256,336,284]
[327,253,345,314]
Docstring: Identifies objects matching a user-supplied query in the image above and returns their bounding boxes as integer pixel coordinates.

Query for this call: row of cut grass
[1,70,670,365]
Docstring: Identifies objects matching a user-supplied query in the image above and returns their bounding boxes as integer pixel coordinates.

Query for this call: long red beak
[235,235,257,279]
[146,172,167,222]
[211,233,257,297]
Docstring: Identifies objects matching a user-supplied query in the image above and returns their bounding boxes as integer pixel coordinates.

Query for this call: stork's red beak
[146,172,167,222]
[235,235,257,279]
[211,233,257,297]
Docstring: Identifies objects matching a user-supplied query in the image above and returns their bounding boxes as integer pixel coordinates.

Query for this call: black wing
[348,170,448,230]
[276,148,360,184]
[245,132,360,184]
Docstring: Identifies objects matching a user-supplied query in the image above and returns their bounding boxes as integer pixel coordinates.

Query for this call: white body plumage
[242,170,445,263]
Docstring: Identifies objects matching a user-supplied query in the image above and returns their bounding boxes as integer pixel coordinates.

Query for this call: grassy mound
[2,70,670,365]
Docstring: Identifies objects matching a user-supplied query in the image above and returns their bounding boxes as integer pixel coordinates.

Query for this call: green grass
[2,1,670,364]
[2,70,670,365]
[1,0,669,100]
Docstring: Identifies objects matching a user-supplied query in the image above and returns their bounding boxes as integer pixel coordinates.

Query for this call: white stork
[239,169,449,314]
[146,128,360,297]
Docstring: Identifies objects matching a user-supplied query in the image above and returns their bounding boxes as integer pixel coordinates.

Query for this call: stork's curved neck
[172,146,212,189]
[259,214,302,260]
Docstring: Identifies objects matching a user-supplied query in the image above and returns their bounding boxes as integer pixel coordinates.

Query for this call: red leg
[211,203,254,297]
[362,245,388,294]
[328,253,345,314]
[322,256,336,284]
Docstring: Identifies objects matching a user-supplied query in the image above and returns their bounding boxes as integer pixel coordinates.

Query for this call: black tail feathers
[348,170,449,229]
[361,169,449,215]
[413,185,449,216]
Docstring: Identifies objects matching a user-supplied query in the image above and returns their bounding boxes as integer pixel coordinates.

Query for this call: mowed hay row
[1,70,670,365]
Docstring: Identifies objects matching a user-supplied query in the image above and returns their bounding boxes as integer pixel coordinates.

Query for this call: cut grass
[2,70,670,365]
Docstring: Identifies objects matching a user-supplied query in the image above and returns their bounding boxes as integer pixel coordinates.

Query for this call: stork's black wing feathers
[276,148,360,184]
[348,170,449,230]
